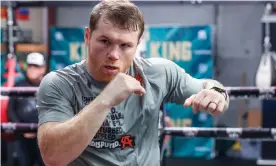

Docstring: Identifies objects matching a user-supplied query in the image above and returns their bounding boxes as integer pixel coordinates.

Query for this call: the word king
[150,41,192,61]
[69,42,87,61]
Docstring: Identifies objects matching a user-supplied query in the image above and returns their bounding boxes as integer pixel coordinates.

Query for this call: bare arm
[37,73,145,166]
[155,59,229,115]
[38,96,111,166]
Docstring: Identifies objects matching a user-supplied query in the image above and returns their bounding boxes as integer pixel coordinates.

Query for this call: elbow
[39,141,67,166]
[43,159,63,166]
[41,153,67,166]
[40,149,56,166]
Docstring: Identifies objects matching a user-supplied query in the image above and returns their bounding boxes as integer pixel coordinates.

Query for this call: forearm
[39,97,111,166]
[202,79,230,110]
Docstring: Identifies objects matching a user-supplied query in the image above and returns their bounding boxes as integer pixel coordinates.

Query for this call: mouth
[104,65,119,70]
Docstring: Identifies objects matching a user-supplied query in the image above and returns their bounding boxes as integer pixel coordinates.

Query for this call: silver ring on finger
[209,101,218,105]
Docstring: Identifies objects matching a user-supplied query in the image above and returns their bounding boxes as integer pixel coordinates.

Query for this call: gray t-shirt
[37,57,204,166]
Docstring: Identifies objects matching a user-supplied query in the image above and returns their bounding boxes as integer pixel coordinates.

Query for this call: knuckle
[134,79,141,85]
[220,94,225,100]
[199,107,206,112]
[123,80,132,90]
[216,108,222,113]
[123,79,129,87]
[193,100,200,107]
[218,105,224,112]
[208,104,216,110]
[215,91,222,97]
[201,89,208,95]
[205,96,212,101]
[204,89,210,93]
[127,83,134,90]
[199,103,205,109]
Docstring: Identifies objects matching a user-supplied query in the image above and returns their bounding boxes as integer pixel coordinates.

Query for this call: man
[8,52,46,166]
[37,1,229,166]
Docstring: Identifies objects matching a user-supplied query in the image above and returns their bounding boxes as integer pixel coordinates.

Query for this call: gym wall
[0,8,46,43]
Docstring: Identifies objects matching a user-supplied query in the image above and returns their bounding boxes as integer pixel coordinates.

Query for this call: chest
[72,80,162,151]
[73,82,162,133]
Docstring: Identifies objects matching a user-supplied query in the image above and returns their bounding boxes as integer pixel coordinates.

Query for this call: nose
[107,46,120,61]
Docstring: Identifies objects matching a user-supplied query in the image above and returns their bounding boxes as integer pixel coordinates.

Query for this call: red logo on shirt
[134,73,143,87]
[120,135,135,150]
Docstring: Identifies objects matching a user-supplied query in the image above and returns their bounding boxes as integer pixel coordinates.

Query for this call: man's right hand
[98,73,146,108]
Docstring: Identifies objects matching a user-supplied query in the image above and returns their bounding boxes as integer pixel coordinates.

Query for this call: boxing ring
[1,87,276,143]
[1,1,276,166]
[1,87,276,135]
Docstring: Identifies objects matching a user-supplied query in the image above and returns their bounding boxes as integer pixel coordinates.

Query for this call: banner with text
[145,25,214,158]
[49,27,86,71]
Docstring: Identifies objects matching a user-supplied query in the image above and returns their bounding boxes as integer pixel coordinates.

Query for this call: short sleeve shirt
[37,57,204,166]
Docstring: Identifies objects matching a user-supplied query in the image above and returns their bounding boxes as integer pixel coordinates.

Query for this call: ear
[136,39,141,49]
[84,27,90,45]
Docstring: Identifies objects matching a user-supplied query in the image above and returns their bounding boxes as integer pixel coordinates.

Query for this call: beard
[87,58,120,83]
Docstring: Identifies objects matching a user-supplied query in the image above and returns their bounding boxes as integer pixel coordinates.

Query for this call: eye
[121,43,131,48]
[100,39,110,45]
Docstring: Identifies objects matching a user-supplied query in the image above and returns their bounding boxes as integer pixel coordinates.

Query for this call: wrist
[94,93,113,110]
[210,86,228,101]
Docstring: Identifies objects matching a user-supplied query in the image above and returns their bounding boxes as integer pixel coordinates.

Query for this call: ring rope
[225,86,276,99]
[1,86,276,98]
[2,123,276,141]
[1,122,38,133]
[0,87,38,97]
[161,127,276,141]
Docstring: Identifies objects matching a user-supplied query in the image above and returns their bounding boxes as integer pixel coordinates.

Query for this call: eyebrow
[98,35,134,45]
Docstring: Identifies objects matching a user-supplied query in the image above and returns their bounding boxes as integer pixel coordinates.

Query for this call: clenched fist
[183,89,226,116]
[97,73,146,108]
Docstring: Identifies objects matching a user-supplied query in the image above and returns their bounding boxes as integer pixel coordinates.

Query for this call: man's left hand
[183,89,226,116]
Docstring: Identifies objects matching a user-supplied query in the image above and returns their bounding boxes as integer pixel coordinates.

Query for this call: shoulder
[135,56,185,75]
[38,71,73,102]
[44,61,86,86]
[39,61,85,96]
[135,56,175,67]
